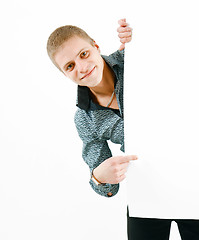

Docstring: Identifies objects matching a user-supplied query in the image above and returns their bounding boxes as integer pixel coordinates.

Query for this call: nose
[75,59,88,73]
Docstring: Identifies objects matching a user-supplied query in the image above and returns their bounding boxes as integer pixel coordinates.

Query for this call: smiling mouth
[81,67,95,80]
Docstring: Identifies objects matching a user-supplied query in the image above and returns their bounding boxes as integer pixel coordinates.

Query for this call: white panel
[124,0,199,219]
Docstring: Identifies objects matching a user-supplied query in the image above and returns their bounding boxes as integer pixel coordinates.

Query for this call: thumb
[118,18,127,26]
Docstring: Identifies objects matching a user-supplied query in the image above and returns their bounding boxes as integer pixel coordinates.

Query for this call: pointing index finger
[120,155,138,163]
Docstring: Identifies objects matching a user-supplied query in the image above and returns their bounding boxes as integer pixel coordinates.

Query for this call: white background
[0,0,183,239]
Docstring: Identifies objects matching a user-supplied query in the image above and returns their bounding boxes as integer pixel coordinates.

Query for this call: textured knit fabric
[74,50,124,197]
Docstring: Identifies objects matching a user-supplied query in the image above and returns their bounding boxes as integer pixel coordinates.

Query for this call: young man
[47,19,199,240]
[47,19,137,199]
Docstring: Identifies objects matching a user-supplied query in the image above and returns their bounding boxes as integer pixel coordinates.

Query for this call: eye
[80,51,89,58]
[66,63,74,71]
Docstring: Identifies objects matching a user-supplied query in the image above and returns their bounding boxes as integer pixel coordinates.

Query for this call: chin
[81,74,102,88]
[89,79,102,88]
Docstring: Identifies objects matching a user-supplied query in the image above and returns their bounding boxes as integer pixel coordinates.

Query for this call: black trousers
[127,206,199,240]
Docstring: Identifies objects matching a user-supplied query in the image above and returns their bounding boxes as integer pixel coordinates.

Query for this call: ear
[92,40,100,53]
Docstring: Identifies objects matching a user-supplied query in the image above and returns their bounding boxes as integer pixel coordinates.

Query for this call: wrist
[91,168,102,185]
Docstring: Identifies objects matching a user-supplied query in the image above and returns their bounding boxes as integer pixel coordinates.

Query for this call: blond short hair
[46,25,94,70]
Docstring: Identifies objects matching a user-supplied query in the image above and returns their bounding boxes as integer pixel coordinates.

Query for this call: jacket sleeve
[74,109,119,198]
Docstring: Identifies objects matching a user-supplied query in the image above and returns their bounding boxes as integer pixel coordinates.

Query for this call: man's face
[54,36,104,88]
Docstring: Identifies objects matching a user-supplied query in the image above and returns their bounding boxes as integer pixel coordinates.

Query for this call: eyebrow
[62,48,86,70]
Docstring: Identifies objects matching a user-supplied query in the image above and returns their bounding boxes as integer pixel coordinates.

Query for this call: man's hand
[93,155,138,184]
[117,18,132,51]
